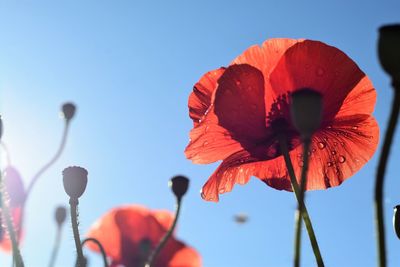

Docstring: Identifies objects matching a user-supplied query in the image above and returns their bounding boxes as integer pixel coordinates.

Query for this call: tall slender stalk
[374,88,400,267]
[145,200,182,267]
[70,199,85,267]
[48,225,62,267]
[0,173,24,267]
[278,135,324,267]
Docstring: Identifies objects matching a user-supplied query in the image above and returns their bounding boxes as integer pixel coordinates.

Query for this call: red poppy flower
[185,38,379,202]
[0,166,25,251]
[86,205,201,267]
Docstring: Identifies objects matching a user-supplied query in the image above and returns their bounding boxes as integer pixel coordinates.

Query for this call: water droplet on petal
[338,156,346,163]
[299,161,304,167]
[318,142,326,149]
[327,125,332,129]
[327,162,333,167]
[219,188,225,194]
[352,126,358,130]
[312,148,316,152]
[235,80,241,86]
[331,150,336,155]
[203,141,209,146]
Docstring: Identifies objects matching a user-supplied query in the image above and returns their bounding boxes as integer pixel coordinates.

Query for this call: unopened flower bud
[62,166,88,199]
[290,88,323,138]
[55,205,67,226]
[378,25,400,84]
[393,205,400,239]
[169,175,189,200]
[62,102,76,121]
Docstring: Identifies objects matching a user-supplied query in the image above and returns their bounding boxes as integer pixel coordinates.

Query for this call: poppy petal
[335,76,377,117]
[151,209,174,232]
[201,150,254,202]
[270,40,366,119]
[214,64,268,142]
[188,68,225,126]
[86,208,122,260]
[168,245,202,267]
[252,115,379,190]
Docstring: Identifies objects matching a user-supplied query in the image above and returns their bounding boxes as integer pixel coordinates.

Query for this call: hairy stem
[70,199,85,267]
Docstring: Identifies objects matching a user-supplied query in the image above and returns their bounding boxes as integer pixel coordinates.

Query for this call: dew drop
[235,80,241,86]
[298,161,304,167]
[219,188,225,194]
[327,125,332,129]
[338,156,346,163]
[327,162,333,167]
[203,141,209,146]
[312,148,316,152]
[352,126,358,130]
[331,150,336,155]
[318,142,326,149]
[316,67,325,76]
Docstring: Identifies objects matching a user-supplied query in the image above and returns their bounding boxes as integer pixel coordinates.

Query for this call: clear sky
[1,1,400,266]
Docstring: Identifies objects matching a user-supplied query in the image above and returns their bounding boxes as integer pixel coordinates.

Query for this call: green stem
[0,173,24,267]
[278,135,324,267]
[70,199,85,267]
[145,199,182,267]
[374,86,400,267]
[48,225,62,267]
[82,238,108,267]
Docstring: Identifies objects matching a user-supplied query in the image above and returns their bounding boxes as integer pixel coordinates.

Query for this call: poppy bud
[169,175,189,200]
[290,88,323,138]
[55,205,67,226]
[393,205,400,239]
[378,24,400,84]
[62,102,76,122]
[62,166,88,199]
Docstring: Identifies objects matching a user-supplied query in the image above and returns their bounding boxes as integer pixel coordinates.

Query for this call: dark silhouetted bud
[62,166,88,199]
[169,175,189,200]
[290,88,323,138]
[55,205,67,226]
[393,205,400,239]
[378,25,400,84]
[62,102,76,121]
[234,213,249,224]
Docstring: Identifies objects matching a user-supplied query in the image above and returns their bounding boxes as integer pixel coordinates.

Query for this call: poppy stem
[69,198,85,267]
[48,225,63,267]
[278,135,324,267]
[1,141,12,165]
[374,86,400,267]
[18,121,70,240]
[81,238,108,267]
[145,199,182,267]
[0,173,24,267]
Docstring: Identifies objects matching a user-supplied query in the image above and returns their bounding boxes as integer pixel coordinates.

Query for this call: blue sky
[1,1,400,266]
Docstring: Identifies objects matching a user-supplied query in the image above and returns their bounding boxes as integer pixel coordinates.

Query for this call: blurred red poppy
[0,166,25,251]
[185,38,379,202]
[86,205,201,267]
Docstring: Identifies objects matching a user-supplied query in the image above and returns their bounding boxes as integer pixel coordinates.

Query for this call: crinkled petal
[201,150,255,202]
[214,64,268,142]
[270,40,366,120]
[168,245,202,267]
[252,115,379,190]
[188,68,225,126]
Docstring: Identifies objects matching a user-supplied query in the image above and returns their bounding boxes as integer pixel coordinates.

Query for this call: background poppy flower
[185,38,379,202]
[86,205,201,267]
[0,166,25,251]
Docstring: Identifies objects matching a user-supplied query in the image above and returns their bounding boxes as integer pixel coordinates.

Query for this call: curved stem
[25,121,70,199]
[70,199,85,267]
[145,199,182,267]
[0,173,24,267]
[278,135,324,267]
[82,238,108,267]
[374,87,400,267]
[48,225,62,267]
[17,121,70,240]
